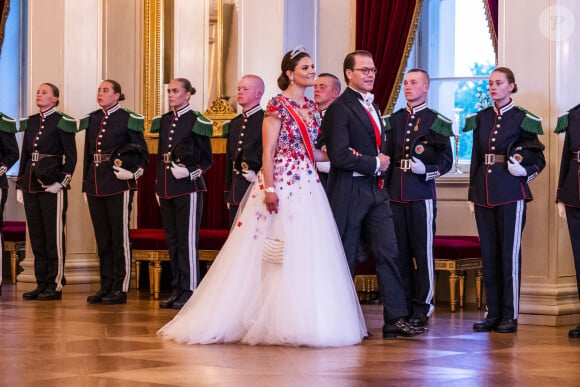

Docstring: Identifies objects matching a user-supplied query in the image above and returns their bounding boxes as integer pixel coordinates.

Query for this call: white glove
[83,193,88,204]
[508,156,527,177]
[190,168,203,181]
[467,201,474,214]
[557,202,567,220]
[411,157,426,174]
[170,162,190,180]
[42,182,63,194]
[226,202,230,210]
[155,193,160,206]
[241,169,257,183]
[113,165,134,180]
[16,189,23,204]
[316,161,331,173]
[0,165,7,176]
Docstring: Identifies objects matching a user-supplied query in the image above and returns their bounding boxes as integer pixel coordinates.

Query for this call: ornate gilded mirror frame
[142,0,235,152]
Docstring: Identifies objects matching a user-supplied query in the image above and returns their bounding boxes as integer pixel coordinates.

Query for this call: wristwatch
[264,187,276,193]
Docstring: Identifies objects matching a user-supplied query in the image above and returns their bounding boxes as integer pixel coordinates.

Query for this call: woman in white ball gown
[158,47,367,347]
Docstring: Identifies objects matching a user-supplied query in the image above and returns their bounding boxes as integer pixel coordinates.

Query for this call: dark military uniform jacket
[465,100,545,207]
[223,104,263,205]
[0,113,20,189]
[556,104,580,207]
[151,105,213,199]
[384,102,453,202]
[80,104,148,197]
[16,108,77,193]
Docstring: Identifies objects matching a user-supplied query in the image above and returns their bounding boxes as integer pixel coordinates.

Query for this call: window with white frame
[392,0,496,171]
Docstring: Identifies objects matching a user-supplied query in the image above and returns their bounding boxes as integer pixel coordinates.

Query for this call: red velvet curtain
[137,153,229,230]
[483,0,498,57]
[0,0,9,58]
[356,0,421,113]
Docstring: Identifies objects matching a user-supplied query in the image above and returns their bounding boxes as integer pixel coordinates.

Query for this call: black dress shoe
[495,318,517,333]
[363,331,373,339]
[37,288,62,301]
[159,290,183,309]
[473,317,500,332]
[409,314,429,327]
[383,318,427,339]
[23,287,46,300]
[101,291,127,305]
[568,325,580,338]
[87,289,110,304]
[172,290,193,309]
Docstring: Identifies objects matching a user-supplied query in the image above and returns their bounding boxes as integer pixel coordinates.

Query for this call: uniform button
[239,140,243,144]
[491,138,496,142]
[405,154,409,158]
[408,123,413,127]
[491,146,495,150]
[40,126,44,129]
[498,116,502,120]
[35,137,39,140]
[103,121,107,125]
[170,130,174,134]
[406,130,410,134]
[243,118,248,122]
[405,138,410,142]
[34,143,38,147]
[38,131,42,135]
[32,162,36,166]
[102,129,106,133]
[98,149,102,153]
[172,123,176,127]
[494,131,498,134]
[168,144,172,148]
[95,163,100,167]
[166,166,170,170]
[235,171,240,175]
[99,135,103,138]
[98,142,101,145]
[496,124,500,128]
[242,125,246,129]
[237,148,241,151]
[405,146,409,150]
[241,132,245,137]
[411,115,415,119]
[41,119,45,123]
[488,170,492,174]
[169,137,173,141]
[175,117,179,121]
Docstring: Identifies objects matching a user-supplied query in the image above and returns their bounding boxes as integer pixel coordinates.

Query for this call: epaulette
[462,113,477,132]
[516,106,543,135]
[192,111,213,137]
[381,114,392,131]
[19,118,28,132]
[56,112,78,133]
[429,109,454,137]
[149,115,162,133]
[0,113,17,134]
[555,103,580,134]
[78,109,101,131]
[123,108,145,132]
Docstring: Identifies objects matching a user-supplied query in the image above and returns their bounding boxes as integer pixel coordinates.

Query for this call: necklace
[283,94,309,109]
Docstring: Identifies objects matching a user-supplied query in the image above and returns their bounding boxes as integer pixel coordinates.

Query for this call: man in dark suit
[314,73,341,188]
[323,50,426,339]
[224,74,264,226]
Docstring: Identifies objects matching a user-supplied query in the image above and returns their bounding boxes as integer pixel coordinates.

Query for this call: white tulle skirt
[157,157,367,347]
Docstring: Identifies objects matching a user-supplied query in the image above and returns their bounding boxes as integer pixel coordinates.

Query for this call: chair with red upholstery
[3,221,26,284]
[433,235,483,312]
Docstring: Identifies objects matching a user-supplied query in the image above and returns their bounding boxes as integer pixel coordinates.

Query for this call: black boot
[172,290,193,309]
[102,290,127,305]
[37,288,62,301]
[23,287,46,300]
[159,289,183,309]
[87,289,110,304]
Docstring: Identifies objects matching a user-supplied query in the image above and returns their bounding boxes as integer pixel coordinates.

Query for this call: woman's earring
[289,75,294,83]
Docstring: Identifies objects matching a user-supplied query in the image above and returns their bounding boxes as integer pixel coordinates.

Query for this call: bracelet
[264,187,276,193]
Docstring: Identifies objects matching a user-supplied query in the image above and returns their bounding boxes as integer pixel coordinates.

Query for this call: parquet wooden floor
[1,283,579,386]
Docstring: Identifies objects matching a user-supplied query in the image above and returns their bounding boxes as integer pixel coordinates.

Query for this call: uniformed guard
[16,83,77,301]
[81,80,148,305]
[384,69,453,327]
[153,78,213,310]
[0,112,20,295]
[555,103,580,339]
[223,74,264,226]
[465,67,545,333]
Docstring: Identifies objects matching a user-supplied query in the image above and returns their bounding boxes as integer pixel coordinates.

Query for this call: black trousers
[23,190,67,291]
[474,200,526,321]
[392,199,436,317]
[160,192,202,293]
[565,205,580,300]
[336,177,408,322]
[87,191,133,293]
[0,188,7,285]
[228,204,239,228]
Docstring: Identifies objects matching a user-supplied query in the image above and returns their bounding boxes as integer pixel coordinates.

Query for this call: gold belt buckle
[163,152,171,163]
[31,151,39,162]
[93,154,102,163]
[484,153,495,165]
[400,159,411,171]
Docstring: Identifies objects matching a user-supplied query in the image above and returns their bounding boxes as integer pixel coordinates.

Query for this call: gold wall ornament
[205,0,237,137]
[142,0,164,153]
